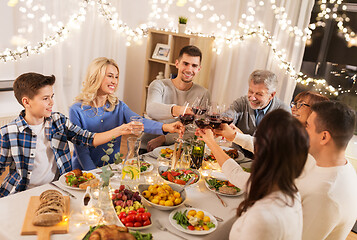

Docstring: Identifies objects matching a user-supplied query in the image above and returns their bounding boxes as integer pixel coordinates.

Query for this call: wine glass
[207,102,222,130]
[219,104,233,146]
[176,102,195,142]
[192,97,208,116]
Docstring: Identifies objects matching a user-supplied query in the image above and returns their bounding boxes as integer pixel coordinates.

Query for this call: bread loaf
[33,190,65,226]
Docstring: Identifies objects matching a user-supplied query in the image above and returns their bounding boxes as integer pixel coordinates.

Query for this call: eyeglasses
[290,101,310,109]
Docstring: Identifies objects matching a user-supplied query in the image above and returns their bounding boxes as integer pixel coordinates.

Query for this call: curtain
[0,0,314,115]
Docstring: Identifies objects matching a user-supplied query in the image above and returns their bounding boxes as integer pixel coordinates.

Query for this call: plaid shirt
[0,111,95,197]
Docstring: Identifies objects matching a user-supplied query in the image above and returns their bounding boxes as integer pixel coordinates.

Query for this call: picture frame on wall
[152,43,170,61]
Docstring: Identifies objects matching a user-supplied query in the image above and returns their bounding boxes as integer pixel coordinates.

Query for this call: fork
[184,203,224,222]
[156,220,189,240]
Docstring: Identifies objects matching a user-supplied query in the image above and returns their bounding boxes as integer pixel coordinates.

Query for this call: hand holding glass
[130,116,144,135]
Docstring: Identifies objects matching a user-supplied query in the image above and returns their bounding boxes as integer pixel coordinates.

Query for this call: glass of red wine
[177,107,195,143]
[192,97,208,116]
[218,104,233,146]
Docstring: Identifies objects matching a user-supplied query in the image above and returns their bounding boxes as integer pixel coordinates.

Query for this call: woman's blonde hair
[75,57,119,112]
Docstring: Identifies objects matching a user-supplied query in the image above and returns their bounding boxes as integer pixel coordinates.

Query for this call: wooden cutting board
[21,196,70,240]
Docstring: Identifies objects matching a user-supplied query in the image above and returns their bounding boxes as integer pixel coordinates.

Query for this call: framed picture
[152,43,170,61]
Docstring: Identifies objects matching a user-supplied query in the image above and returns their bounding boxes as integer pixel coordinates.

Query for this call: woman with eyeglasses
[290,91,329,127]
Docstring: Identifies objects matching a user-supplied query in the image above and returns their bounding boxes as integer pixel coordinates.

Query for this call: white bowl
[138,183,186,211]
[158,166,201,187]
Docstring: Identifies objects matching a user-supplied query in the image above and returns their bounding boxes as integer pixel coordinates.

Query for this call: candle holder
[82,207,103,226]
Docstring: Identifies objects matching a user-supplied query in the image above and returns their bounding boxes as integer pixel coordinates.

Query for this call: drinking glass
[192,97,208,116]
[122,137,141,188]
[219,104,233,145]
[130,116,144,136]
[207,102,222,130]
[190,140,205,169]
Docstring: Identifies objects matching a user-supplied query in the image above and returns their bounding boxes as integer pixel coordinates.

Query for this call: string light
[309,0,356,47]
[0,0,88,62]
[1,0,355,96]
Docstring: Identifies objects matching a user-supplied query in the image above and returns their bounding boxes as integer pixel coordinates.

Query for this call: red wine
[209,119,222,129]
[221,116,233,125]
[207,114,220,120]
[192,107,207,115]
[179,114,194,125]
[195,119,210,128]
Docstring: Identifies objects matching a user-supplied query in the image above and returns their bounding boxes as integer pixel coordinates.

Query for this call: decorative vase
[178,23,186,34]
[97,184,112,210]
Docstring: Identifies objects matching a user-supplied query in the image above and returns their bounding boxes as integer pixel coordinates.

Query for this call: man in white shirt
[205,101,357,239]
[297,101,357,240]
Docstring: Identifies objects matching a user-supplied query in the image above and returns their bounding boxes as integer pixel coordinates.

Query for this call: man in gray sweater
[226,70,290,137]
[142,45,210,152]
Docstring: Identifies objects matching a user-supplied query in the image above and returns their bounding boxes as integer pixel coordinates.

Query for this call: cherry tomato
[142,214,149,221]
[167,173,174,182]
[137,208,145,213]
[114,189,120,194]
[188,225,195,230]
[125,222,134,227]
[143,219,151,226]
[119,212,127,219]
[134,222,142,227]
[174,179,186,185]
[120,218,126,225]
[142,212,151,221]
[128,210,137,215]
[227,181,235,187]
[111,195,116,200]
[171,171,180,177]
[126,215,135,223]
[135,214,142,223]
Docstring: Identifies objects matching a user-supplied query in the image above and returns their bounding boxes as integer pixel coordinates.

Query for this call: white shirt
[229,191,303,240]
[296,157,357,240]
[28,122,57,188]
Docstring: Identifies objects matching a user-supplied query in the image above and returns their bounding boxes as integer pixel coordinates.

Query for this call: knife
[50,182,77,199]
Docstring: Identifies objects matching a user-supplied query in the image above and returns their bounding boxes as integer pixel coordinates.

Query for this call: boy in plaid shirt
[0,73,137,197]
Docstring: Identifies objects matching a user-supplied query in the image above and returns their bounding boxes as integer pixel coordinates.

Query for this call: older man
[226,70,290,136]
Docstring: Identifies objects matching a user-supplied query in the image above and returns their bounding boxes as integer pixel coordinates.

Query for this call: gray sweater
[142,79,210,148]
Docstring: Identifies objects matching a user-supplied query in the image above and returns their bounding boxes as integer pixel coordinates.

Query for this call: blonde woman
[69,57,183,170]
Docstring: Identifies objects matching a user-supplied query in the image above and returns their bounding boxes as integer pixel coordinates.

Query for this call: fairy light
[2,0,354,95]
[0,0,88,62]
[309,0,355,46]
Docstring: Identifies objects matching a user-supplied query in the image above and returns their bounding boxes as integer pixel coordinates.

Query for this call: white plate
[152,145,175,160]
[140,161,154,174]
[204,177,244,197]
[169,207,218,235]
[205,146,245,161]
[58,172,98,191]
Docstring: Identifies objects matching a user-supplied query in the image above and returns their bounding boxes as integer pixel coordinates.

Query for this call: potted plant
[178,16,187,34]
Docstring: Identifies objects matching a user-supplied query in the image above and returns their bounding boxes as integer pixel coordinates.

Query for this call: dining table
[0,151,250,240]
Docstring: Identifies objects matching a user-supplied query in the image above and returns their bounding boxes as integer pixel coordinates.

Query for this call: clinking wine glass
[177,102,194,143]
[192,97,208,116]
[207,103,222,130]
[219,104,233,145]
